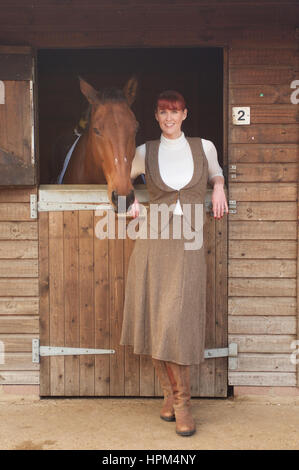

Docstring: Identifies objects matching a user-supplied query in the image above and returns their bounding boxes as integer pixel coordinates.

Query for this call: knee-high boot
[165,362,196,436]
[152,358,175,421]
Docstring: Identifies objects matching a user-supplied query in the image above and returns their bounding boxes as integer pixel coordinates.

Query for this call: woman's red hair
[155,90,186,111]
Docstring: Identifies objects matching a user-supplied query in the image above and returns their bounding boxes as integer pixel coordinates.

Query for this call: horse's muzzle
[111,189,135,213]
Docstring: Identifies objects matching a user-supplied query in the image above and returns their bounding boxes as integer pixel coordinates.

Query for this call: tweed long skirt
[120,214,207,365]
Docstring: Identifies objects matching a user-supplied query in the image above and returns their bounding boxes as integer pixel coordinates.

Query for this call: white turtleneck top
[131,132,224,215]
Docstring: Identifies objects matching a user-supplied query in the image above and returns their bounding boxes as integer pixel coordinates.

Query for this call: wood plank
[229,124,299,144]
[229,240,297,259]
[63,210,80,396]
[230,84,297,105]
[198,214,215,397]
[228,334,295,353]
[78,210,95,396]
[215,208,228,397]
[109,216,125,396]
[229,278,296,296]
[1,23,296,49]
[229,183,297,201]
[0,353,39,370]
[0,297,38,315]
[0,241,38,258]
[48,211,65,396]
[38,211,50,396]
[228,259,296,278]
[94,214,110,396]
[230,66,296,85]
[0,371,39,385]
[229,163,298,182]
[0,80,35,185]
[1,4,297,31]
[229,202,297,221]
[0,203,31,221]
[139,355,155,397]
[0,334,35,352]
[0,279,38,296]
[229,221,297,240]
[0,315,39,333]
[0,259,38,277]
[228,372,296,387]
[228,316,296,335]
[0,188,35,202]
[232,354,296,373]
[229,297,296,316]
[229,144,298,163]
[297,146,299,387]
[0,222,37,240]
[229,105,299,124]
[123,233,140,396]
[229,48,297,66]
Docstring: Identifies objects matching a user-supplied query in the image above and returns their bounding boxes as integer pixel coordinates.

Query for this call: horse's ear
[79,77,99,105]
[123,76,138,107]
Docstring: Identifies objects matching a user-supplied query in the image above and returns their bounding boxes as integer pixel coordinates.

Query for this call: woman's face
[155,107,187,139]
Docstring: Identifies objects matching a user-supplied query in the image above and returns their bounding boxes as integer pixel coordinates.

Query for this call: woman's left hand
[212,183,229,219]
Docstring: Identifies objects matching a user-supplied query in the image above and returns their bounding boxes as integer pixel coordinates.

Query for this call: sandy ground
[0,393,298,450]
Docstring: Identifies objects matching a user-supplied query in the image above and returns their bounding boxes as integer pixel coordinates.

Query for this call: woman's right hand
[128,197,140,218]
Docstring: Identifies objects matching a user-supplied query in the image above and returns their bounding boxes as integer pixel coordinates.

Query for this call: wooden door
[39,185,227,397]
[0,46,36,185]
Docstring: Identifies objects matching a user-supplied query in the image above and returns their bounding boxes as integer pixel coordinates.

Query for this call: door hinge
[32,339,115,363]
[30,194,37,219]
[229,164,237,179]
[204,343,238,370]
[228,199,237,214]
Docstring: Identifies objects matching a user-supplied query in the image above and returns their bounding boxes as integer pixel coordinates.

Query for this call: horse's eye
[93,128,101,136]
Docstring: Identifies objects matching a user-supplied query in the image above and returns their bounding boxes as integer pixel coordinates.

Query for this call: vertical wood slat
[64,211,80,396]
[94,214,110,396]
[297,172,299,387]
[124,230,140,396]
[39,211,50,396]
[109,216,125,396]
[196,215,216,397]
[215,212,228,397]
[79,211,95,396]
[48,211,64,395]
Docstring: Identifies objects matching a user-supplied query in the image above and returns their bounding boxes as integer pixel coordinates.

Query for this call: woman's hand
[212,182,228,219]
[128,197,140,218]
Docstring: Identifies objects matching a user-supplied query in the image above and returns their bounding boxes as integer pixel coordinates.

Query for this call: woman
[120,90,228,436]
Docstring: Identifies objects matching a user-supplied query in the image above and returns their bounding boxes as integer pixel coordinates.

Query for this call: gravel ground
[0,393,298,450]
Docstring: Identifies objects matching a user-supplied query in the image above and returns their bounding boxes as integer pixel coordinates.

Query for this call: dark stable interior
[37,48,223,184]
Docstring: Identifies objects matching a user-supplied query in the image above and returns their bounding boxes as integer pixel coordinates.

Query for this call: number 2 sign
[232,107,250,125]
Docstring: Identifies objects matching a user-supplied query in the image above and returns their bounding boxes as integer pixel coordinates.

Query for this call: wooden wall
[0,188,39,384]
[0,0,298,390]
[227,47,299,387]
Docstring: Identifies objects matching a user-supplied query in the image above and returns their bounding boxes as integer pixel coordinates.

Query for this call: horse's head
[79,77,138,213]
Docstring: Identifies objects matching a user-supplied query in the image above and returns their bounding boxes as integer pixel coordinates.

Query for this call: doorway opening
[37,47,224,184]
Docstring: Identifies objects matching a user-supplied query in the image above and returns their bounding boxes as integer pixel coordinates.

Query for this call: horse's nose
[111,190,135,213]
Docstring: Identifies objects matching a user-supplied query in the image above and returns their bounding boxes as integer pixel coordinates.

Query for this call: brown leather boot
[165,362,196,436]
[152,358,175,421]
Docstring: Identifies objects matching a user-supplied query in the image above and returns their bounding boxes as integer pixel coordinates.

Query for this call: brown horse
[61,77,138,212]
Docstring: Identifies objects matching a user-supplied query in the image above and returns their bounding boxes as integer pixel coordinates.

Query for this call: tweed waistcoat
[144,137,209,234]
